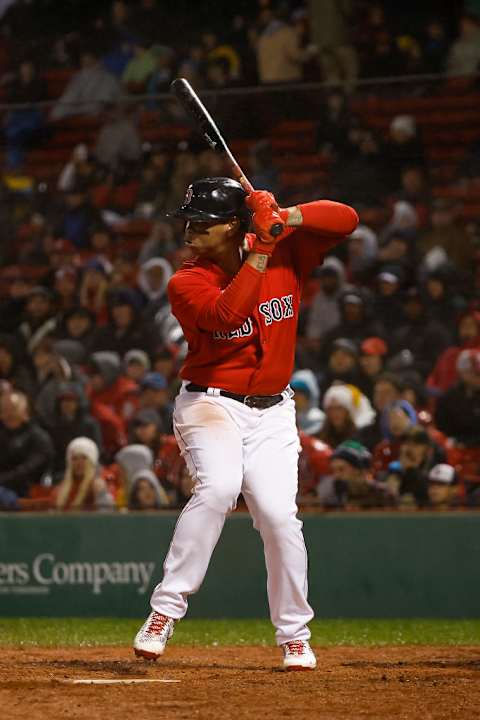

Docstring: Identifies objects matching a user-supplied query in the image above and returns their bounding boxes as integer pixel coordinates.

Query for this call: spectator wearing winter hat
[358,337,388,399]
[55,437,114,511]
[435,349,480,447]
[43,382,103,478]
[389,287,452,377]
[305,257,351,355]
[128,469,170,510]
[320,383,375,449]
[372,399,418,474]
[290,369,325,436]
[124,349,151,383]
[427,463,460,510]
[428,310,480,395]
[90,288,156,358]
[385,426,445,507]
[329,441,388,509]
[138,372,173,433]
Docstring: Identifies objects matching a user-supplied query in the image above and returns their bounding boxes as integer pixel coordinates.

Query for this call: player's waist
[183,382,292,409]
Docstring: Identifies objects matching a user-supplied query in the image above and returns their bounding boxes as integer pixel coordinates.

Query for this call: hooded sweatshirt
[291,369,325,435]
[128,468,170,509]
[305,257,350,342]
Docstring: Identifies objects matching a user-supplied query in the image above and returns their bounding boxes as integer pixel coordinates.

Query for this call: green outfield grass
[0,619,479,647]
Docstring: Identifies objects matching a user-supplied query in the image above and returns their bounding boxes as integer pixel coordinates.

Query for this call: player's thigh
[174,393,243,512]
[242,398,300,527]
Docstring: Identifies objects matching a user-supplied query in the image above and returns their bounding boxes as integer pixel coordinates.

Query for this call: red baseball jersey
[168,200,358,395]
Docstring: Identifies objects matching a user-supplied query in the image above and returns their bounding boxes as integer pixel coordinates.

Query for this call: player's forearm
[281,200,359,237]
[199,260,265,330]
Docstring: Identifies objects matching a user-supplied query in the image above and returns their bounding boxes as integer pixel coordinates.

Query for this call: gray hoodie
[128,468,170,509]
[306,257,350,341]
[115,444,154,488]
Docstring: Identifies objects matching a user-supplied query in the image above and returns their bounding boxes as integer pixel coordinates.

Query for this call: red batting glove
[246,190,292,256]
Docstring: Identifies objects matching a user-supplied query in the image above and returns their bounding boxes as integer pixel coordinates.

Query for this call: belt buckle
[244,395,255,407]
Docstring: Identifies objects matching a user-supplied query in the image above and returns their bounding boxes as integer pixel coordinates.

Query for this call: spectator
[113,443,154,506]
[427,463,460,509]
[146,45,175,100]
[316,89,355,157]
[384,427,440,508]
[375,229,417,288]
[138,220,177,263]
[55,184,103,250]
[346,224,378,283]
[87,350,138,421]
[90,288,156,357]
[4,60,46,169]
[373,399,418,473]
[390,287,452,376]
[248,139,280,194]
[57,144,96,193]
[0,334,33,393]
[43,382,103,477]
[290,369,324,436]
[55,437,114,511]
[128,468,170,509]
[420,198,473,276]
[422,18,449,74]
[137,257,173,324]
[334,129,390,207]
[53,266,79,313]
[358,337,388,399]
[137,372,173,433]
[373,267,404,330]
[354,373,402,452]
[427,310,480,394]
[319,338,364,396]
[50,50,121,120]
[124,349,151,383]
[362,29,403,78]
[320,383,375,448]
[329,440,387,509]
[0,390,54,498]
[384,115,425,190]
[122,40,157,92]
[446,13,480,78]
[305,258,350,352]
[421,266,462,333]
[297,433,332,504]
[321,289,384,360]
[255,7,312,84]
[16,286,57,355]
[32,339,85,425]
[95,103,142,172]
[435,349,480,447]
[56,306,96,345]
[79,258,111,323]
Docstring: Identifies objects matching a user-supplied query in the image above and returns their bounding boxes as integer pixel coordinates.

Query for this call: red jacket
[168,200,358,395]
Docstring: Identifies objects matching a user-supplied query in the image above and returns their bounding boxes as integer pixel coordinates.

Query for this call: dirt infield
[0,645,479,719]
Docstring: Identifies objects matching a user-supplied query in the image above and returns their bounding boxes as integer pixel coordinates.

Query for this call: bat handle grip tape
[270,222,284,237]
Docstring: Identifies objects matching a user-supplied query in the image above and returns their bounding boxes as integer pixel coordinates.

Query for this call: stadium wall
[1,513,479,618]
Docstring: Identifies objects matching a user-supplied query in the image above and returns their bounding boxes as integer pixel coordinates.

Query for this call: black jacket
[0,421,54,497]
[435,382,480,446]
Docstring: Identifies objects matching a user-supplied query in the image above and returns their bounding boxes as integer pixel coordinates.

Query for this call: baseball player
[134,177,358,669]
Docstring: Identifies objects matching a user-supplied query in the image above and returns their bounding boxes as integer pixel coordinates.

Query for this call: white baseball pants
[150,384,314,645]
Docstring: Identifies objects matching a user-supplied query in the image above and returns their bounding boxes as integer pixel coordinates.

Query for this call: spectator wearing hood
[321,289,385,362]
[428,310,480,395]
[32,339,85,425]
[109,443,155,507]
[137,257,173,324]
[55,437,114,511]
[16,286,57,356]
[372,399,418,474]
[0,391,54,498]
[290,369,324,436]
[320,383,375,449]
[421,266,462,336]
[0,334,33,394]
[354,372,404,450]
[128,468,170,510]
[358,337,388,400]
[43,382,103,477]
[390,287,453,377]
[346,224,378,283]
[375,228,418,288]
[124,349,151,383]
[384,427,443,509]
[56,306,96,345]
[90,288,156,357]
[435,349,480,447]
[305,258,350,352]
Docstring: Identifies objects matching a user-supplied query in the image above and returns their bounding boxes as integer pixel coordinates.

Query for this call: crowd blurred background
[0,0,480,513]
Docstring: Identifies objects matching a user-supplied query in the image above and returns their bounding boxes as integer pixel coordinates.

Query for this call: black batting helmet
[167,177,250,225]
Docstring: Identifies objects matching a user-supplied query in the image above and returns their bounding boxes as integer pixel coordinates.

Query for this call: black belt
[186,383,283,409]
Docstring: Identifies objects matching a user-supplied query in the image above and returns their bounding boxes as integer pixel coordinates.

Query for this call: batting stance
[134,177,358,669]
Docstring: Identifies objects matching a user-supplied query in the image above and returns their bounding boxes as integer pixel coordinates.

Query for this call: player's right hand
[246,191,292,255]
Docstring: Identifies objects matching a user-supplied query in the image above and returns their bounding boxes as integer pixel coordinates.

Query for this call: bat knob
[270,223,284,237]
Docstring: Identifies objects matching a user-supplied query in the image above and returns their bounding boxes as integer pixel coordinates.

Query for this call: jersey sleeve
[168,261,264,333]
[286,200,359,279]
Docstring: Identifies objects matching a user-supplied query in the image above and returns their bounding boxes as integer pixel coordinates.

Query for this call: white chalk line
[66,678,180,685]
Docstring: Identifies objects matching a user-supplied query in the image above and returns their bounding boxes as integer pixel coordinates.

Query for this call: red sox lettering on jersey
[168,200,359,396]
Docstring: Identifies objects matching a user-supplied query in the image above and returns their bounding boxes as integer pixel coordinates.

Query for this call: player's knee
[199,481,240,515]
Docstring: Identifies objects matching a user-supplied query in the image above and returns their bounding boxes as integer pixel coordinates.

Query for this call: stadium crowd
[0,0,479,513]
